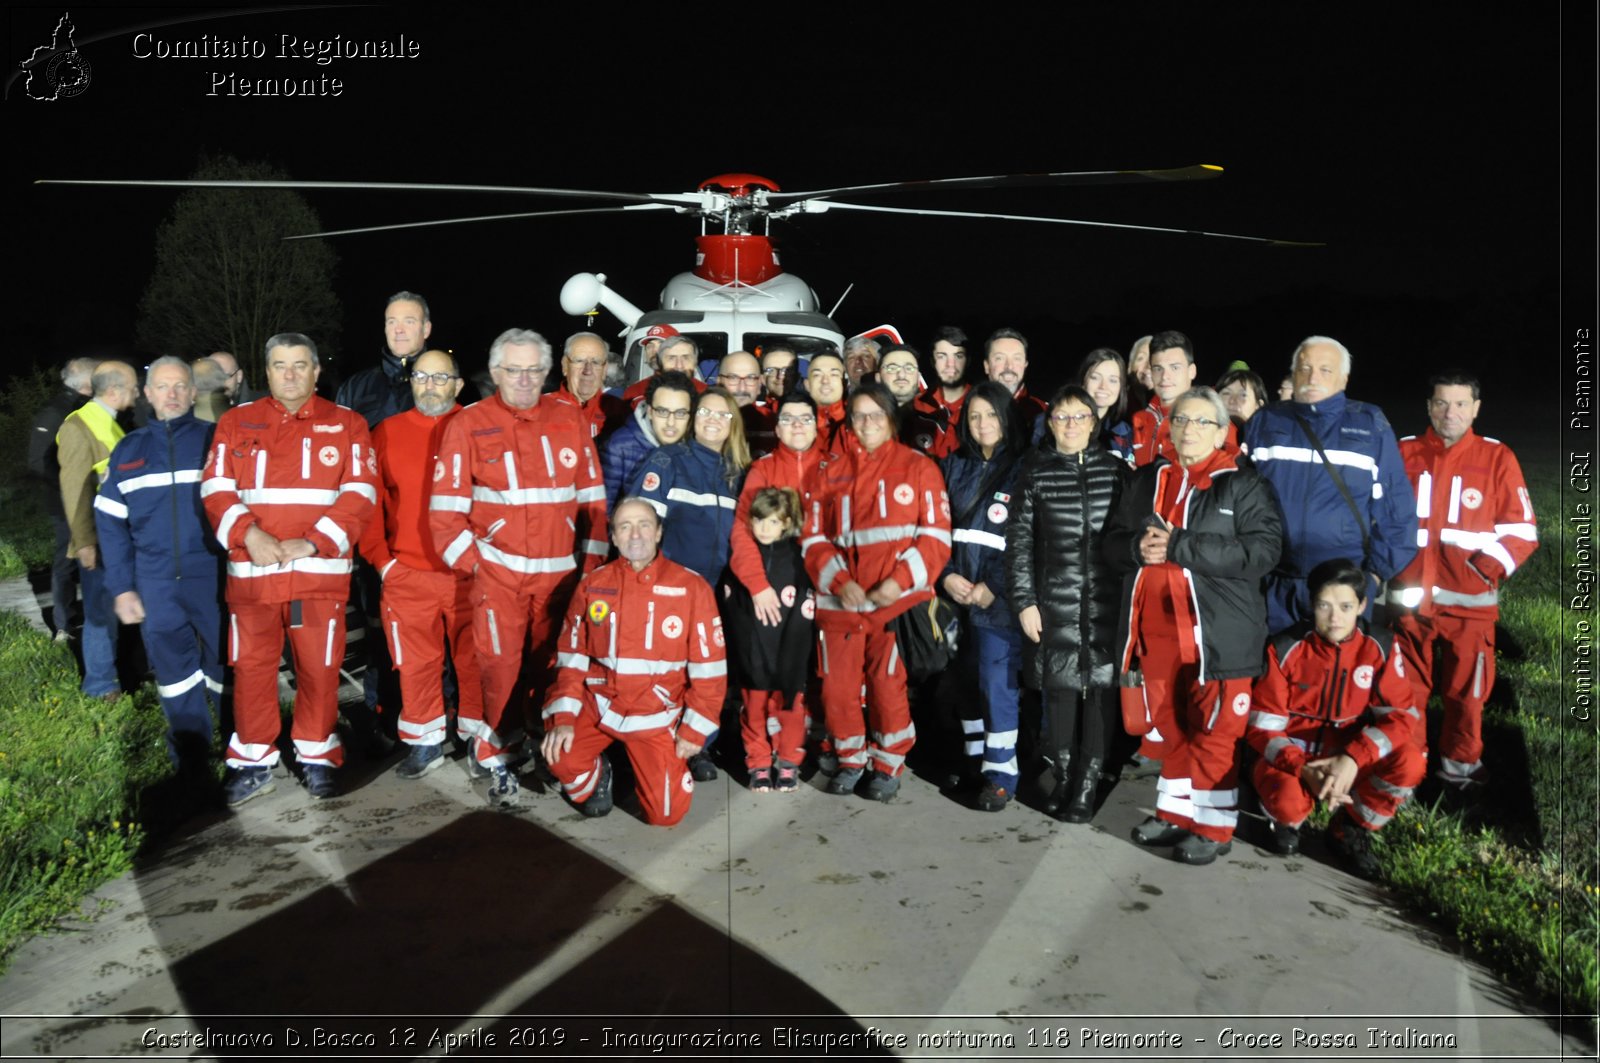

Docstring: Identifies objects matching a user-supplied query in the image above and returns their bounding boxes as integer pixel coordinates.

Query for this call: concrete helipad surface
[0,741,1591,1061]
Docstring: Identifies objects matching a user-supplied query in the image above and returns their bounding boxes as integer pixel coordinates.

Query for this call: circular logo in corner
[661,615,683,639]
[892,483,914,506]
[681,771,695,794]
[1461,487,1483,510]
[587,600,610,624]
[1352,664,1375,690]
[318,445,340,467]
[642,471,661,493]
[779,585,796,607]
[1232,692,1251,716]
[987,503,1008,524]
[559,447,577,469]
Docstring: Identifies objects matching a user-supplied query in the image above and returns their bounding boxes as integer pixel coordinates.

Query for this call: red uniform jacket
[1130,397,1240,468]
[203,395,376,603]
[543,554,728,741]
[361,405,461,575]
[801,435,953,628]
[429,393,608,580]
[551,383,631,443]
[1246,626,1420,774]
[1391,428,1537,619]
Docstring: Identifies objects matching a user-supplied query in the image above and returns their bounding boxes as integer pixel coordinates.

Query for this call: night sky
[6,4,1592,452]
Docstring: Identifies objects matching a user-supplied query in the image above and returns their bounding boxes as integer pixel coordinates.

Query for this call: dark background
[5,4,1591,451]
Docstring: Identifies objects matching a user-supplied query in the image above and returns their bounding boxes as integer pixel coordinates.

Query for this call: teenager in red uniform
[429,329,608,806]
[1248,558,1425,878]
[913,326,972,436]
[204,333,376,804]
[804,350,850,449]
[1129,330,1238,468]
[1103,387,1281,864]
[1388,371,1538,788]
[541,499,727,825]
[801,383,953,802]
[359,350,483,780]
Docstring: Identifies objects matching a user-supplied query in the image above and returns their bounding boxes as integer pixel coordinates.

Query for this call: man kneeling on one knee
[540,498,727,825]
[1245,558,1425,879]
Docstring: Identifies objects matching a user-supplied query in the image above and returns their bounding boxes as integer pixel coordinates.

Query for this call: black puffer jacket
[1006,441,1127,691]
[1103,454,1282,682]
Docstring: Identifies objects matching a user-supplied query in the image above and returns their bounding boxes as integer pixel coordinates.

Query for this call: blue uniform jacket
[92,412,225,598]
[602,403,660,514]
[628,440,744,581]
[939,448,1022,631]
[1242,392,1418,631]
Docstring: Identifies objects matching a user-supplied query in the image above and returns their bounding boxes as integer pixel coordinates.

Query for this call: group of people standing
[33,299,1537,879]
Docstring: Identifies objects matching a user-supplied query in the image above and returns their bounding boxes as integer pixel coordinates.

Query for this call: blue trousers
[78,561,119,696]
[974,624,1024,790]
[139,574,223,766]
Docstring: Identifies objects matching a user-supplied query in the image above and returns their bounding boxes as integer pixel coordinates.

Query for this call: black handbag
[890,595,960,684]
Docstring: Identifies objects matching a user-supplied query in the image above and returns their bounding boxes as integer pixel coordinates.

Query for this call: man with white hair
[430,328,608,805]
[95,357,224,789]
[30,356,96,637]
[1242,335,1417,633]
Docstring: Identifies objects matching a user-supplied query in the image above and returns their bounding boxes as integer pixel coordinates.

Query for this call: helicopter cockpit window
[743,334,841,362]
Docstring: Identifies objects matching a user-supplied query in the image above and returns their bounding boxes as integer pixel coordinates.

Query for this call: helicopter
[38,164,1315,382]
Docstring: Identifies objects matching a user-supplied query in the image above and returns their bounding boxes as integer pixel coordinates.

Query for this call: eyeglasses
[1170,414,1223,430]
[763,366,794,376]
[721,373,761,386]
[497,366,546,379]
[411,372,460,386]
[1049,412,1096,425]
[880,363,919,376]
[851,410,888,425]
[777,414,816,427]
[696,408,734,422]
[650,405,692,421]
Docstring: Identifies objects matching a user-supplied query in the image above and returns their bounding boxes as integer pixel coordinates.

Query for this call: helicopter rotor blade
[768,164,1227,202]
[35,177,707,206]
[794,199,1321,247]
[283,203,679,240]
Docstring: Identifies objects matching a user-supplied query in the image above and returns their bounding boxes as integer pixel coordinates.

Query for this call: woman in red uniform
[801,383,953,802]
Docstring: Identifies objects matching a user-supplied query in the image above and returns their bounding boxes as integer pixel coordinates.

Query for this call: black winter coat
[719,538,815,694]
[1102,455,1282,682]
[1006,442,1127,691]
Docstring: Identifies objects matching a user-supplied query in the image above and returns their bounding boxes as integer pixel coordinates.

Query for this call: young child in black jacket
[719,487,815,792]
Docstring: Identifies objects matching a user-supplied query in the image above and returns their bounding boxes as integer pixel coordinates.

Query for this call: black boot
[1062,756,1102,823]
[1041,751,1072,816]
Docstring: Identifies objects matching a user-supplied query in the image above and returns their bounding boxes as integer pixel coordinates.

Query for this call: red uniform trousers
[1253,741,1425,832]
[226,599,347,770]
[467,564,577,767]
[381,565,483,748]
[547,698,695,826]
[1392,611,1495,782]
[740,688,808,770]
[1144,647,1252,843]
[818,620,915,777]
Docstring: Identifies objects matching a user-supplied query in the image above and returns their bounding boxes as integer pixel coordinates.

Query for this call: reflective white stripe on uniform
[325,618,338,666]
[93,495,129,519]
[680,708,718,736]
[1447,475,1462,522]
[665,487,737,509]
[557,651,589,671]
[1247,711,1289,732]
[399,714,448,746]
[838,524,917,546]
[901,547,929,590]
[875,723,916,748]
[340,482,377,503]
[576,485,606,504]
[542,695,584,720]
[429,495,472,513]
[687,660,726,679]
[479,541,578,575]
[121,469,204,494]
[1433,587,1498,608]
[1248,444,1378,477]
[200,475,236,497]
[1360,726,1393,759]
[597,702,680,733]
[486,609,502,655]
[441,529,474,567]
[582,538,608,556]
[598,656,685,676]
[215,503,250,547]
[1415,471,1431,518]
[239,487,339,506]
[916,526,952,545]
[225,736,277,767]
[294,733,342,766]
[1263,736,1295,765]
[314,516,350,556]
[227,557,353,578]
[157,669,206,699]
[953,528,1006,551]
[471,484,576,506]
